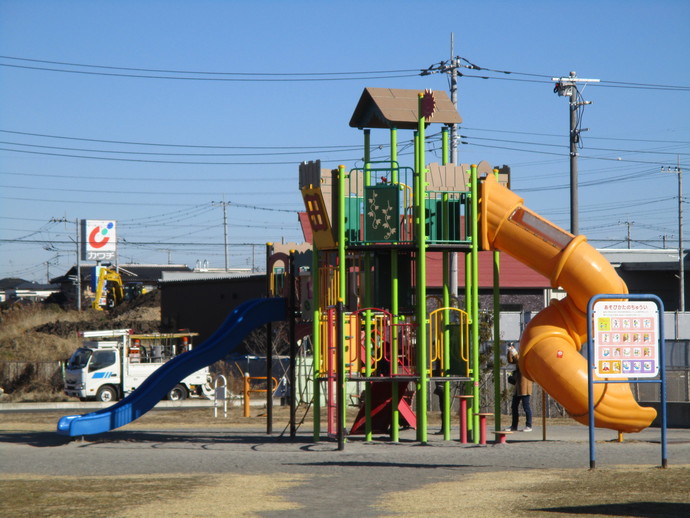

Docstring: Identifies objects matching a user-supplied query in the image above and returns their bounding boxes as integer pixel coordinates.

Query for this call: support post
[415,93,428,443]
[492,169,502,432]
[76,219,81,311]
[266,243,273,435]
[311,244,321,441]
[470,164,480,442]
[289,250,297,438]
[390,126,400,442]
[336,299,345,451]
[441,126,451,440]
[337,164,347,434]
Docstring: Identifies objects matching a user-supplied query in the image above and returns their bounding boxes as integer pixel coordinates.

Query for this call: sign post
[587,294,667,469]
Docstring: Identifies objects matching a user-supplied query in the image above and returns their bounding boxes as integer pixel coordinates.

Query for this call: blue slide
[57,297,286,436]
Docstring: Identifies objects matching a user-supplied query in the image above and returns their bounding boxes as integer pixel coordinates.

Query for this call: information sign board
[592,300,659,378]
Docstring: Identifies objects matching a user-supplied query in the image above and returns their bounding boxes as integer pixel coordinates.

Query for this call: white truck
[64,329,213,402]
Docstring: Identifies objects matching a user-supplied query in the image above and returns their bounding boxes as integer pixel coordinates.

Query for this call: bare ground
[1,407,689,518]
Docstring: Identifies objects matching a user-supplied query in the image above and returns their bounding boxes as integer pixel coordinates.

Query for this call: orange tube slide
[480,174,656,433]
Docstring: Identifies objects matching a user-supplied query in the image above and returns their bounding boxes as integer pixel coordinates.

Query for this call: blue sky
[1,0,688,283]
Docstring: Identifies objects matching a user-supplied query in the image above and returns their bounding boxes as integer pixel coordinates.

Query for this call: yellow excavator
[91,266,125,311]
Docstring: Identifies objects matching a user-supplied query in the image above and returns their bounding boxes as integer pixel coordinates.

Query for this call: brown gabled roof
[349,87,462,130]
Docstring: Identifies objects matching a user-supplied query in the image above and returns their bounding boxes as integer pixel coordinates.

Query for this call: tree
[243,322,290,356]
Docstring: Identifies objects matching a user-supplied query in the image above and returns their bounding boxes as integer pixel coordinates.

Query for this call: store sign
[81,220,117,261]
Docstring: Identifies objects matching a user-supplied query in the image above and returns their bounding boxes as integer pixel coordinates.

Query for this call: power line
[0,182,299,197]
[0,128,374,150]
[460,126,690,144]
[462,141,683,166]
[0,170,293,183]
[461,134,690,156]
[0,146,368,165]
[0,195,301,211]
[0,59,419,82]
[4,54,688,90]
[0,55,420,76]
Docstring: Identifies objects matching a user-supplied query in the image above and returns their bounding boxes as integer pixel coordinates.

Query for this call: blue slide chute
[57,297,286,436]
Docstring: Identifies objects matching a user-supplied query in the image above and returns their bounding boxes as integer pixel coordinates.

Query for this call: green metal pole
[363,129,373,441]
[416,93,428,443]
[465,250,473,439]
[337,164,347,433]
[470,164,480,443]
[441,233,451,440]
[338,165,347,300]
[442,127,449,165]
[390,126,400,442]
[492,168,502,432]
[336,298,345,450]
[311,243,321,441]
[441,126,451,440]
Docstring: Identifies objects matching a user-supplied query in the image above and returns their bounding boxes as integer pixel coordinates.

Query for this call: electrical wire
[0,57,419,82]
[0,129,374,151]
[0,170,293,184]
[0,55,421,76]
[5,54,688,90]
[0,182,302,198]
[0,146,370,165]
[0,194,301,210]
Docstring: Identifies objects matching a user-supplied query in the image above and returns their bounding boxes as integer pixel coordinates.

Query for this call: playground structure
[298,87,657,444]
[56,86,658,442]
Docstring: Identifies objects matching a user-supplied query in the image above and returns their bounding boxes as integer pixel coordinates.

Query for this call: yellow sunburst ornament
[421,89,436,121]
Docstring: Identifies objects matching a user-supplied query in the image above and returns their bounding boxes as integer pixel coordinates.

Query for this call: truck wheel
[96,385,118,402]
[167,384,187,401]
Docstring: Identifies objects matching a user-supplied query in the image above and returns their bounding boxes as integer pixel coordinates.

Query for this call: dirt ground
[1,406,689,518]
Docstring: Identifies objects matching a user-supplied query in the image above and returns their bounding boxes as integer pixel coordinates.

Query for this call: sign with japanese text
[592,300,659,378]
[81,219,117,262]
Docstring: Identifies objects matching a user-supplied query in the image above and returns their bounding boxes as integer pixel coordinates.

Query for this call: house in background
[600,249,689,312]
[159,243,311,346]
[0,278,60,303]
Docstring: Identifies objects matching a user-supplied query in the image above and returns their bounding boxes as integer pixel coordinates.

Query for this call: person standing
[507,343,533,432]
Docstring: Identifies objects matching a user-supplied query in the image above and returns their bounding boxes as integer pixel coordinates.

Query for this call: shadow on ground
[536,501,690,517]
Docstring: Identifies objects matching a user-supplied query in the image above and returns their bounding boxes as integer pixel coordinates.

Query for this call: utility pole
[75,218,82,311]
[619,220,635,249]
[449,36,459,302]
[662,161,684,311]
[421,33,462,301]
[50,217,81,310]
[552,72,599,235]
[212,200,230,271]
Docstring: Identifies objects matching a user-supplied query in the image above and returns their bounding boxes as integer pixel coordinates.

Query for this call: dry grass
[375,465,690,517]
[0,302,162,400]
[2,465,688,517]
[0,304,93,361]
[1,473,305,518]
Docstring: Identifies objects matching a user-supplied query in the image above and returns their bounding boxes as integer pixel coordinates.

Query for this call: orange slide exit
[480,174,656,433]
